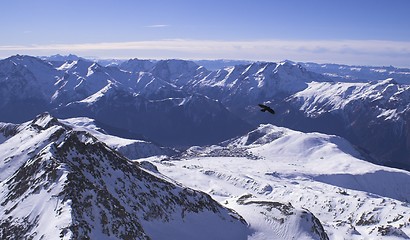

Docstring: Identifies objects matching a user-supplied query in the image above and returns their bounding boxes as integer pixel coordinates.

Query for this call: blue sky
[1,0,410,67]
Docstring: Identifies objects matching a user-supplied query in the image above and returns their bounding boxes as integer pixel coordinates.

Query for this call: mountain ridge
[0,113,249,239]
[150,123,410,239]
[0,54,409,169]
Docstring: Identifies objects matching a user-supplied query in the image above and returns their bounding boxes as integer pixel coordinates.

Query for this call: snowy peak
[224,123,364,168]
[188,60,330,109]
[0,114,249,239]
[226,124,286,146]
[30,112,61,130]
[289,78,410,165]
[4,54,55,71]
[119,58,155,73]
[0,55,408,169]
[154,123,410,239]
[151,59,208,86]
[0,55,60,100]
[62,59,94,75]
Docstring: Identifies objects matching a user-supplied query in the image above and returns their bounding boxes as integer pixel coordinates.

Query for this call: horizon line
[1,39,410,68]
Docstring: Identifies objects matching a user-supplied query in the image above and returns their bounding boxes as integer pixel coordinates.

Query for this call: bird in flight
[258,104,275,115]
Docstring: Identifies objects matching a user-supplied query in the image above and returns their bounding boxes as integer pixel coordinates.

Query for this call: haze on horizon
[1,0,410,67]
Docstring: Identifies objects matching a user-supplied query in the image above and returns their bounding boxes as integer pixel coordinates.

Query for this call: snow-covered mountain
[299,62,410,84]
[145,124,410,239]
[185,61,329,110]
[1,51,410,239]
[0,54,409,169]
[119,58,156,73]
[0,55,62,122]
[182,61,409,170]
[288,78,410,168]
[192,59,410,84]
[60,117,176,159]
[0,55,251,146]
[40,54,83,63]
[193,59,253,71]
[53,82,250,146]
[0,113,248,239]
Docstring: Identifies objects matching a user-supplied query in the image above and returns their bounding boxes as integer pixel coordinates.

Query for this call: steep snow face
[132,72,186,100]
[289,78,410,168]
[292,78,410,121]
[0,113,248,239]
[0,56,136,109]
[188,61,329,108]
[53,60,129,104]
[146,124,410,239]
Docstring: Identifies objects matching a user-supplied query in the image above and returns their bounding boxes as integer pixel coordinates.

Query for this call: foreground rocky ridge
[0,113,248,239]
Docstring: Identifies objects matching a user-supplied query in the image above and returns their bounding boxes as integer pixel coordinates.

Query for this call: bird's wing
[267,108,275,114]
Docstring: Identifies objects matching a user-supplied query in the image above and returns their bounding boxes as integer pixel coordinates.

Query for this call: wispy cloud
[1,39,410,67]
[144,24,169,28]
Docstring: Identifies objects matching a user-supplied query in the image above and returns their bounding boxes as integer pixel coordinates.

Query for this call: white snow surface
[0,121,72,239]
[0,114,249,239]
[60,117,173,159]
[142,124,410,239]
[291,79,410,121]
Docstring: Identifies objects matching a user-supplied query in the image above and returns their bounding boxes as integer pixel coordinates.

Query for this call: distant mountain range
[1,54,409,170]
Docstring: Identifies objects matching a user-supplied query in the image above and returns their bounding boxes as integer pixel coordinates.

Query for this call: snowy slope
[150,59,209,86]
[288,78,410,168]
[144,124,410,239]
[0,55,251,146]
[54,82,251,146]
[60,117,175,159]
[187,61,329,108]
[291,78,410,121]
[0,113,248,239]
[0,55,408,170]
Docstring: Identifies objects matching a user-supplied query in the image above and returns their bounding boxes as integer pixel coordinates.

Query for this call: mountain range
[3,54,408,168]
[153,123,410,239]
[1,54,410,239]
[0,113,249,239]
